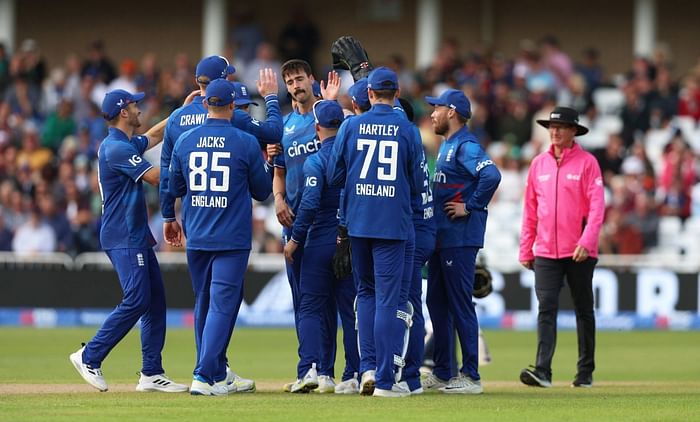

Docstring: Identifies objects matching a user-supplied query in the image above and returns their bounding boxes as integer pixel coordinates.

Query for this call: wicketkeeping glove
[331,36,374,82]
[333,225,352,279]
[473,264,493,299]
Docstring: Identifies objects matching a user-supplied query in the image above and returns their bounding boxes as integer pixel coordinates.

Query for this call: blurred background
[0,0,698,330]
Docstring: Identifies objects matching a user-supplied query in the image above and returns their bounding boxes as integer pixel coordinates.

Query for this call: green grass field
[1,328,699,421]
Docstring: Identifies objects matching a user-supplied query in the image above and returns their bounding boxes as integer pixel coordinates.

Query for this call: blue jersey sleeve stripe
[134,164,153,182]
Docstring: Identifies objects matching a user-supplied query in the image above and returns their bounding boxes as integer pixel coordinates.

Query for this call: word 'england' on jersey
[191,194,227,208]
[356,183,395,197]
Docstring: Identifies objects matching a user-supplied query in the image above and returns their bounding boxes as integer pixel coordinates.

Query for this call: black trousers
[534,256,597,378]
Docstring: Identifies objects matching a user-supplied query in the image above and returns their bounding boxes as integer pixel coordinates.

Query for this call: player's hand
[283,239,298,263]
[183,90,201,106]
[256,68,279,97]
[275,195,295,228]
[572,245,589,262]
[266,143,282,162]
[163,220,183,247]
[520,260,534,270]
[444,202,470,220]
[320,71,341,101]
[333,225,352,279]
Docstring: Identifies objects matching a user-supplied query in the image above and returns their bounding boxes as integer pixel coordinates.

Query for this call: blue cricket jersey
[168,118,272,251]
[97,127,156,250]
[160,94,281,220]
[273,111,318,214]
[432,126,501,249]
[327,103,421,240]
[410,127,436,236]
[291,137,341,247]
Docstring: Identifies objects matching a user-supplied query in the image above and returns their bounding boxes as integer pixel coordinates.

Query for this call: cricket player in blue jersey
[273,60,341,393]
[69,89,188,393]
[160,55,281,245]
[281,100,360,394]
[421,89,501,394]
[398,100,436,395]
[167,79,272,396]
[327,67,422,398]
[159,57,279,392]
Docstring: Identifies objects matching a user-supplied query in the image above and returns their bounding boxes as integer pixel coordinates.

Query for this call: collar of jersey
[107,126,131,141]
[370,103,394,112]
[446,125,472,142]
[204,117,231,125]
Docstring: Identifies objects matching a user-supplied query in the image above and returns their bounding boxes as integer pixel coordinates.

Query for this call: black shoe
[571,374,593,388]
[520,366,552,388]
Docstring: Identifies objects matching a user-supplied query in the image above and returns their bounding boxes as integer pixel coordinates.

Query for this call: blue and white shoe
[69,345,108,392]
[190,375,228,396]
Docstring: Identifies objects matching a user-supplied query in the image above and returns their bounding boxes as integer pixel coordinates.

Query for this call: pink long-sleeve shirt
[519,142,605,261]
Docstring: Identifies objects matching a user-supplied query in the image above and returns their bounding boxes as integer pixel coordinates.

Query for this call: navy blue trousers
[83,248,166,376]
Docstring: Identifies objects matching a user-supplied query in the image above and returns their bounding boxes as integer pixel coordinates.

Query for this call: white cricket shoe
[360,370,376,396]
[290,363,319,393]
[225,367,256,393]
[373,381,411,398]
[439,374,483,394]
[420,372,448,392]
[334,373,360,394]
[316,375,336,393]
[136,373,188,393]
[190,376,229,396]
[69,345,108,392]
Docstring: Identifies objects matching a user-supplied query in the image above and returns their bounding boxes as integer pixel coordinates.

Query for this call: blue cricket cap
[312,100,344,129]
[195,55,235,84]
[425,88,472,118]
[205,79,236,106]
[232,82,258,107]
[101,89,145,120]
[348,78,369,109]
[367,66,398,90]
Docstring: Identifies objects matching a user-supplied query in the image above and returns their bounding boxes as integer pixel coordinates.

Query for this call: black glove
[333,225,352,279]
[331,36,374,82]
[473,264,493,299]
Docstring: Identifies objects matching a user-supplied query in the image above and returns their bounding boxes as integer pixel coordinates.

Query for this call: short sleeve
[106,142,153,182]
[131,135,149,155]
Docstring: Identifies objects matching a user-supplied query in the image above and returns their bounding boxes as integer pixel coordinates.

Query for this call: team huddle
[68,38,505,397]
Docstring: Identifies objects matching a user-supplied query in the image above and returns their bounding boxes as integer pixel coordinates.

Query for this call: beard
[433,119,448,136]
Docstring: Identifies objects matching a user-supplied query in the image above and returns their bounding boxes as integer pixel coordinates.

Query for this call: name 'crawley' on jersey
[97,127,156,250]
[168,118,272,250]
[327,103,421,240]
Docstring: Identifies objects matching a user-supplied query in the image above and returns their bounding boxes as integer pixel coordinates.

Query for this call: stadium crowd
[1,32,699,257]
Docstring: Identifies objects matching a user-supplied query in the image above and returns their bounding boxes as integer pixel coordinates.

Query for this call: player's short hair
[107,114,121,125]
[355,102,371,113]
[281,59,312,79]
[456,114,469,124]
[206,102,230,113]
[196,75,212,85]
[369,89,397,101]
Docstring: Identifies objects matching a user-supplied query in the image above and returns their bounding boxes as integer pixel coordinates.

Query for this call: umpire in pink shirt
[519,107,605,389]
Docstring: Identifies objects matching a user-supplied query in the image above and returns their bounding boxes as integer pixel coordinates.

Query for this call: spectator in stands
[625,192,659,251]
[37,193,74,254]
[0,43,10,97]
[135,53,160,98]
[107,59,138,94]
[4,74,41,119]
[657,137,696,220]
[81,40,116,85]
[539,35,573,91]
[620,82,650,147]
[677,74,700,121]
[11,205,56,255]
[599,205,643,255]
[278,9,320,71]
[16,125,52,173]
[576,48,603,97]
[12,39,47,89]
[593,133,624,186]
[0,210,11,251]
[41,99,76,152]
